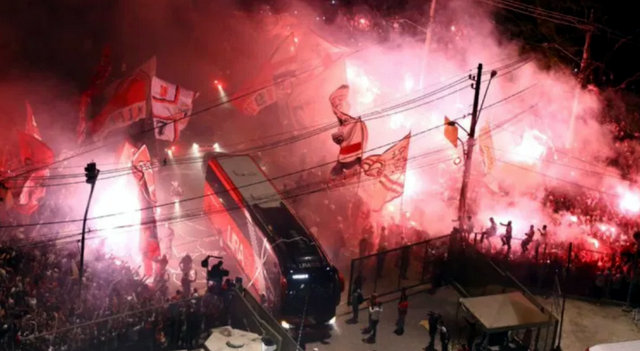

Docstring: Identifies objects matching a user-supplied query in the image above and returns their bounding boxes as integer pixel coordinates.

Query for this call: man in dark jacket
[349,287,364,323]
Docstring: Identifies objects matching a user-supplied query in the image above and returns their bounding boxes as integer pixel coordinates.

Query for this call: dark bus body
[202,152,342,325]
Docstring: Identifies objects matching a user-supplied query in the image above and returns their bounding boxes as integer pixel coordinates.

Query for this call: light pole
[394,16,435,88]
[79,162,99,296]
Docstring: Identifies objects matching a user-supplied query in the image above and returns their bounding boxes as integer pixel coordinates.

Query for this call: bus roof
[214,154,327,268]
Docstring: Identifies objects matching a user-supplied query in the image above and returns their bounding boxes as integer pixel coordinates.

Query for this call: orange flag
[444,116,458,148]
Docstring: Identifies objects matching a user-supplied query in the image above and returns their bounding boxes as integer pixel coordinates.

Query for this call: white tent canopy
[204,326,264,351]
[460,292,550,332]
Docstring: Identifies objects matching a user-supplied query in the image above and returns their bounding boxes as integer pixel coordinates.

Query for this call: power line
[0,120,463,229]
[493,156,618,198]
[1,64,473,185]
[2,55,532,186]
[10,101,541,249]
[15,155,455,249]
[482,0,637,42]
[6,57,534,190]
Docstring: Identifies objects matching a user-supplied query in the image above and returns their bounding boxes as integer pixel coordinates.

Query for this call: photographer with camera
[201,255,228,289]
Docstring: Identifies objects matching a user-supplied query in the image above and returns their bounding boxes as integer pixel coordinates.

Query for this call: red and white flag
[151,76,197,142]
[329,85,368,164]
[131,145,157,203]
[25,101,41,140]
[89,57,156,140]
[360,133,411,211]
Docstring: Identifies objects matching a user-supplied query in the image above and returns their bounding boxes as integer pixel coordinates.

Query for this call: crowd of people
[458,212,640,305]
[0,228,233,351]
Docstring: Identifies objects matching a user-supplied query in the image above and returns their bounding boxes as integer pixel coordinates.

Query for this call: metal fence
[347,234,451,301]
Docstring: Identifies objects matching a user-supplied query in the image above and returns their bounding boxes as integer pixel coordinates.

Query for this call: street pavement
[303,286,461,351]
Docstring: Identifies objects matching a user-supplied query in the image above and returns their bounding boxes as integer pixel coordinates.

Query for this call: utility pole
[79,162,99,297]
[566,10,594,148]
[457,64,483,224]
[420,0,438,88]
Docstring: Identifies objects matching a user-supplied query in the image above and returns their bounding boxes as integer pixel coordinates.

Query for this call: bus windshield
[250,203,322,263]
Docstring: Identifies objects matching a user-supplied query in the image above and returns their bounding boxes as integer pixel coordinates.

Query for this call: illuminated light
[212,79,226,99]
[192,143,199,150]
[91,179,141,256]
[404,170,421,198]
[512,129,549,165]
[171,146,176,152]
[619,189,640,214]
[292,273,309,280]
[213,142,222,152]
[346,63,380,106]
[451,25,456,32]
[281,321,292,329]
[453,157,462,165]
[167,150,173,158]
[569,215,578,223]
[293,36,299,43]
[587,237,600,249]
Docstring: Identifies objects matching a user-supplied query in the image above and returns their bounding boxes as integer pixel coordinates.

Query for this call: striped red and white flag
[360,133,411,211]
[329,85,368,165]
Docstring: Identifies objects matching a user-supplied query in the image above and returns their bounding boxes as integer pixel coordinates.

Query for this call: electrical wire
[2,56,531,185]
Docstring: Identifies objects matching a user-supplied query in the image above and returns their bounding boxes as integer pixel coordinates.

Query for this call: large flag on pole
[478,123,495,173]
[17,132,54,168]
[87,57,156,140]
[131,144,160,277]
[25,101,41,140]
[329,85,368,168]
[360,133,411,211]
[151,76,197,142]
